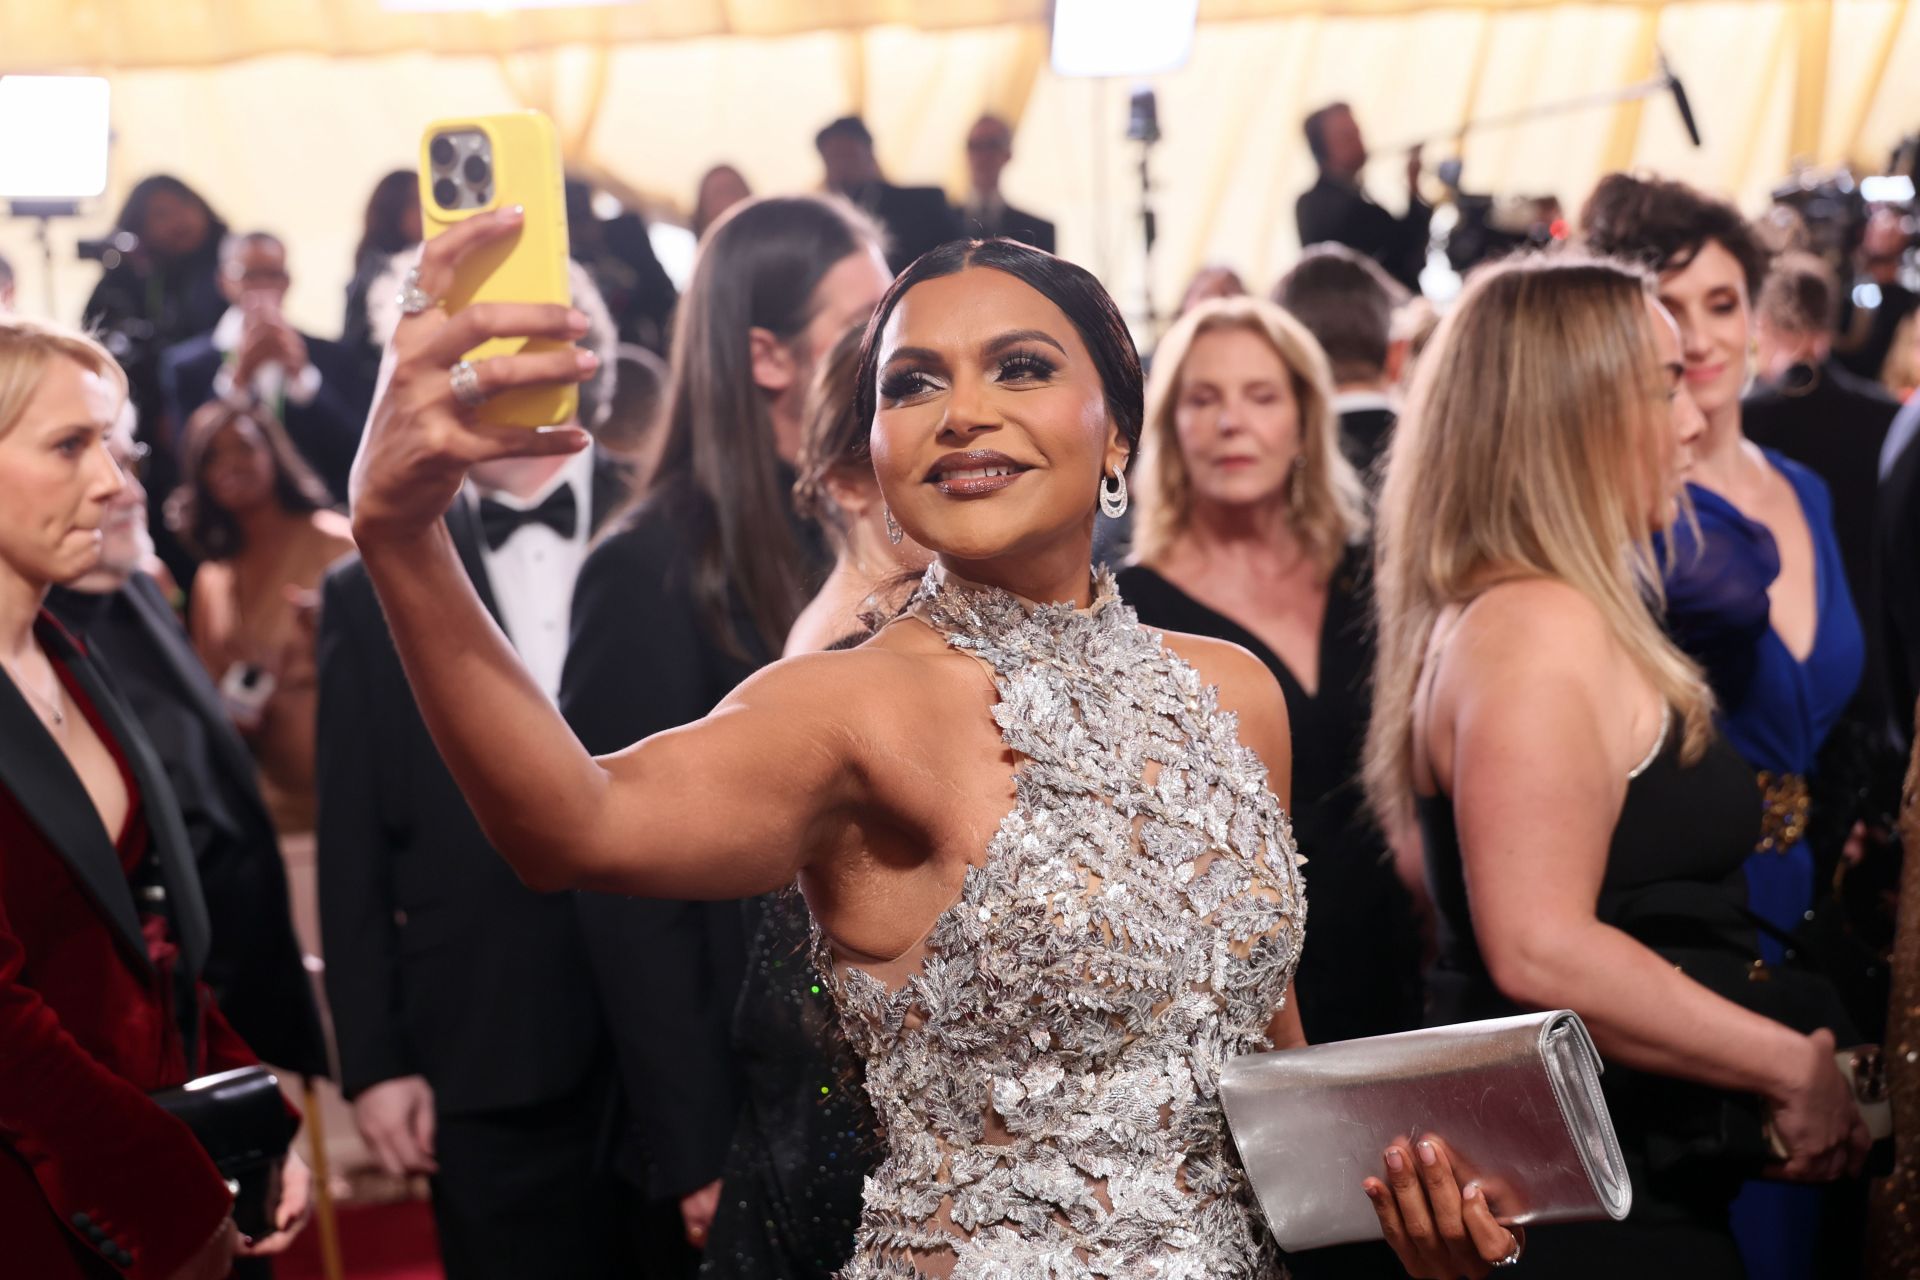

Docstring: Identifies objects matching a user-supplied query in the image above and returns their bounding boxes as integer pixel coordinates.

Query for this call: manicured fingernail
[1464,1182,1481,1202]
[504,204,525,219]
[1385,1148,1405,1173]
[576,349,599,372]
[1418,1140,1437,1167]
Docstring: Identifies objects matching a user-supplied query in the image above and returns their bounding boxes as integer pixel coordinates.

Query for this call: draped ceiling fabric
[1,0,1917,337]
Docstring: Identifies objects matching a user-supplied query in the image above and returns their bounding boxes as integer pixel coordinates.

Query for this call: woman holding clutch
[0,316,308,1279]
[348,216,1517,1279]
[1365,254,1870,1277]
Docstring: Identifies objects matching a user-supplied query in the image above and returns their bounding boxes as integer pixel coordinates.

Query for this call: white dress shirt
[468,449,594,702]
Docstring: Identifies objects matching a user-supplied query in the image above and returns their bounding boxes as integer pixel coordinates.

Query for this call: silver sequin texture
[811,566,1307,1278]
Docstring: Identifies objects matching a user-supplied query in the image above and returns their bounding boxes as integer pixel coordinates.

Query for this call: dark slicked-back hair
[815,116,875,151]
[1580,172,1771,297]
[852,238,1144,472]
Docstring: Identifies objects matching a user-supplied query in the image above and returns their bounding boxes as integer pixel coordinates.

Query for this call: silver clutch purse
[1220,1010,1632,1252]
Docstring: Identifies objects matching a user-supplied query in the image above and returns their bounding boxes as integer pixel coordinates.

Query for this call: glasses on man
[110,439,152,485]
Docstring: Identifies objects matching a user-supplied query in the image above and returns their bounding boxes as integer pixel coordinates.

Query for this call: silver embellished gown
[812,565,1307,1279]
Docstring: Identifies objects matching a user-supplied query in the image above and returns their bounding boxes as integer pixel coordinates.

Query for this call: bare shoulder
[1154,627,1292,792]
[1445,578,1617,688]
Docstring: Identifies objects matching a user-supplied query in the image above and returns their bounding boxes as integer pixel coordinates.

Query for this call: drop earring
[1099,466,1129,519]
[884,505,904,545]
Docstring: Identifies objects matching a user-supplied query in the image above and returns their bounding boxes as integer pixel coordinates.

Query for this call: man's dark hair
[1579,172,1771,297]
[1757,251,1840,335]
[1274,244,1402,384]
[853,237,1143,471]
[815,116,875,152]
[1302,103,1349,168]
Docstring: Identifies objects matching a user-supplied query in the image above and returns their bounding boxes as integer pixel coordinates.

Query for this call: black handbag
[150,1066,299,1239]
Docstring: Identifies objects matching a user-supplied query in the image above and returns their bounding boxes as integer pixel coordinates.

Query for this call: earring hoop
[884,505,904,545]
[1099,466,1129,519]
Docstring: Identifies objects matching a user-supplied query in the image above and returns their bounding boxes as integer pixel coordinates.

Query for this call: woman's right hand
[348,205,596,545]
[167,1216,239,1280]
[1764,1028,1871,1182]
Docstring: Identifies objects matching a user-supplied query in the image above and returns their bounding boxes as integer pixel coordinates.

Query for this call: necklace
[1,653,66,729]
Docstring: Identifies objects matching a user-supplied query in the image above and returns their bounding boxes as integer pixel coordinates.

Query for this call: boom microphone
[1661,54,1703,149]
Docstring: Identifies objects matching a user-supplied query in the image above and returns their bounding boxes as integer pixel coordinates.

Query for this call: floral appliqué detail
[811,565,1307,1279]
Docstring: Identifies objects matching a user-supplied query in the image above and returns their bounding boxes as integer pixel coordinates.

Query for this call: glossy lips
[924,449,1032,497]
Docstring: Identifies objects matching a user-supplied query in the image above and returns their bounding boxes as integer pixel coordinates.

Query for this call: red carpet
[276,1199,444,1280]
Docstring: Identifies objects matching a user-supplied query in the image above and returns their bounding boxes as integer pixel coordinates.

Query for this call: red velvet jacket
[1,616,256,1279]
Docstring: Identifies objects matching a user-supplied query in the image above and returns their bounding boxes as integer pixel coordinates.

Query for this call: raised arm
[1436,586,1868,1182]
[346,209,858,900]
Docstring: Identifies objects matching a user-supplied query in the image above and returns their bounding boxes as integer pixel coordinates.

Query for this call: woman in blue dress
[1583,173,1865,1280]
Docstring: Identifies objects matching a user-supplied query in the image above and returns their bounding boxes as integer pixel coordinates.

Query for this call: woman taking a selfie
[1365,255,1869,1277]
[349,218,1519,1279]
[0,316,307,1280]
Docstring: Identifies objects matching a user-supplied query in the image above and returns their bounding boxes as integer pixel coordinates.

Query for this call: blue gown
[1659,450,1864,1280]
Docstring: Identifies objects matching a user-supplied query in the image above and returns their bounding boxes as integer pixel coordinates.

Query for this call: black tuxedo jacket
[856,182,966,274]
[956,201,1057,254]
[1743,360,1897,610]
[315,457,634,1113]
[45,574,328,1077]
[158,331,373,505]
[1877,431,1920,743]
[1337,405,1398,485]
[1296,175,1432,293]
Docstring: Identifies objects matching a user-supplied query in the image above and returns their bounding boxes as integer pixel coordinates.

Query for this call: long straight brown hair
[647,195,881,659]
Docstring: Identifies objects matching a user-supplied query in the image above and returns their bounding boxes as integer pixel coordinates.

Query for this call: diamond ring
[397,266,440,316]
[448,359,486,408]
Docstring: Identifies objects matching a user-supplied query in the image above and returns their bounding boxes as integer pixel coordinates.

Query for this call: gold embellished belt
[1755,771,1810,854]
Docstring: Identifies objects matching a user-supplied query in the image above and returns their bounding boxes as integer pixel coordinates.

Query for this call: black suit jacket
[956,201,1056,254]
[158,331,373,505]
[1337,405,1398,486]
[855,183,966,274]
[1296,175,1431,293]
[1743,361,1897,611]
[1877,431,1920,745]
[316,457,633,1113]
[45,574,329,1077]
[558,485,771,1201]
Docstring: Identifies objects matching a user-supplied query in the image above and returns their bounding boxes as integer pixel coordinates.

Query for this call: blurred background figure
[46,397,329,1083]
[161,230,372,516]
[0,251,14,313]
[559,195,889,1277]
[692,164,753,242]
[1274,243,1408,483]
[80,174,229,423]
[1834,205,1918,384]
[596,342,671,486]
[1296,103,1430,293]
[1746,250,1899,622]
[341,169,422,370]
[567,175,680,356]
[1177,264,1247,317]
[815,115,963,273]
[701,322,929,1280]
[170,399,353,836]
[955,113,1055,253]
[317,266,636,1280]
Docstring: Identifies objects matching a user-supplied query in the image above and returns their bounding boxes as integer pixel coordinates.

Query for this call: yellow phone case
[419,110,576,429]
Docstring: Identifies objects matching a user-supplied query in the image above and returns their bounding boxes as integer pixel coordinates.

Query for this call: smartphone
[419,110,576,429]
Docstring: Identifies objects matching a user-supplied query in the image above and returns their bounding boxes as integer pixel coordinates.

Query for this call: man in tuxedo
[817,115,964,274]
[1745,252,1898,615]
[158,231,372,506]
[315,283,639,1279]
[1275,243,1408,482]
[955,114,1056,253]
[1879,430,1920,749]
[1294,103,1430,294]
[45,407,328,1081]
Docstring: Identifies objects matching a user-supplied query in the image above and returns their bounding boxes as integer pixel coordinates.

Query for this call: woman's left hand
[1366,1135,1522,1278]
[237,1150,313,1256]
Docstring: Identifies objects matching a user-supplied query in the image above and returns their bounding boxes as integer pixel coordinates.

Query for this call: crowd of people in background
[0,94,1914,1280]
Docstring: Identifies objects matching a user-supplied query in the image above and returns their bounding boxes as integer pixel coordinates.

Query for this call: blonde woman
[1120,298,1425,1064]
[1365,255,1869,1277]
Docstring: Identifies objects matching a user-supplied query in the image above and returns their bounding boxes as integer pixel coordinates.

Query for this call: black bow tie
[478,485,578,550]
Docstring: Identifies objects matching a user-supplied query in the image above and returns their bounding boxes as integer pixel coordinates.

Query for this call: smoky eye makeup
[878,364,942,402]
[995,350,1059,383]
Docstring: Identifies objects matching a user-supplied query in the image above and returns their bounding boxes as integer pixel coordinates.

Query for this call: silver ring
[448,359,486,408]
[1494,1233,1523,1267]
[397,266,440,316]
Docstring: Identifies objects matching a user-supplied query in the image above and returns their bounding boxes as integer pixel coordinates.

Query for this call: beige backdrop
[2,0,1916,337]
